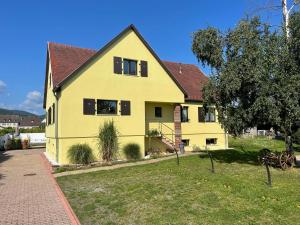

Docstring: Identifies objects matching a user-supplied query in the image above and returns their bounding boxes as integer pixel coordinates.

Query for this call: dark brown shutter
[198,107,205,122]
[52,103,55,124]
[114,56,122,74]
[48,107,52,124]
[83,99,95,115]
[120,100,131,115]
[140,60,148,77]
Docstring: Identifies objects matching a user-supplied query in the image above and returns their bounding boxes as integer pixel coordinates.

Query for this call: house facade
[44,25,228,165]
[0,115,42,129]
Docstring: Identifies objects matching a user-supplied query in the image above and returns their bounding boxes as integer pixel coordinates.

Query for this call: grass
[57,137,300,225]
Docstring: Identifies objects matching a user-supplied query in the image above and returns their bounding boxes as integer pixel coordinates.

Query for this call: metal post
[175,149,179,166]
[206,146,215,173]
[265,162,272,187]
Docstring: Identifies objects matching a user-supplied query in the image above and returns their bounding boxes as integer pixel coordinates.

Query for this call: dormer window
[123,59,137,75]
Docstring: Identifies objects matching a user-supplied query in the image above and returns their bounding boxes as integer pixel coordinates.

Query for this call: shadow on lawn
[200,148,260,165]
[203,143,300,166]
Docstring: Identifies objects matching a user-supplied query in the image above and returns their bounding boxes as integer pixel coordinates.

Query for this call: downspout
[54,91,60,164]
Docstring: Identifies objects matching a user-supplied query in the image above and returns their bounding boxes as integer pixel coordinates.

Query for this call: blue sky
[0,0,294,115]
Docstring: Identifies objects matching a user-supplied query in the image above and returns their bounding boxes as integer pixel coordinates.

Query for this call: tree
[192,15,300,150]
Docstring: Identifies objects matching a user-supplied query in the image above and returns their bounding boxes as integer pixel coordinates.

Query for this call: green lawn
[57,137,300,225]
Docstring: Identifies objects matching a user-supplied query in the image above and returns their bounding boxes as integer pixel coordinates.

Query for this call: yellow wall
[45,59,57,161]
[45,29,227,165]
[47,29,185,164]
[181,102,227,151]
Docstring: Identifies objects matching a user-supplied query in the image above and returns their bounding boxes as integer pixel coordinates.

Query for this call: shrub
[10,138,22,150]
[0,127,14,137]
[123,143,141,160]
[67,144,94,165]
[147,129,160,137]
[98,121,119,162]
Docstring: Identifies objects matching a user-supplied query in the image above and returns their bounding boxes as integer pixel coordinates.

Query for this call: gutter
[54,90,60,163]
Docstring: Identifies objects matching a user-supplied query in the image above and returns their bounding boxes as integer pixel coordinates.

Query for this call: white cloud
[0,80,6,93]
[19,91,43,114]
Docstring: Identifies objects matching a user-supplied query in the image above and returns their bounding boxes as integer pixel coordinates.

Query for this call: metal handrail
[158,122,174,143]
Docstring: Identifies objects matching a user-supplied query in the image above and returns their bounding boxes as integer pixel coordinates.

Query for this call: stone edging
[54,152,203,178]
[40,153,82,225]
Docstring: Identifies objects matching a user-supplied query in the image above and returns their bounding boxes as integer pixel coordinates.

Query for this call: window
[198,107,215,122]
[181,106,189,122]
[123,59,137,75]
[97,100,117,114]
[205,108,216,122]
[181,139,190,146]
[206,138,217,145]
[155,107,162,118]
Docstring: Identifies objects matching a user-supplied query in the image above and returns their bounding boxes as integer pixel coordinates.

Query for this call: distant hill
[0,108,45,119]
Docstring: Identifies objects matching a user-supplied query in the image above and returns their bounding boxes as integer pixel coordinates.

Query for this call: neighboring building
[0,115,42,129]
[44,24,228,165]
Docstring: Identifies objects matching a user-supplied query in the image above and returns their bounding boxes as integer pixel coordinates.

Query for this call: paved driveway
[0,149,78,225]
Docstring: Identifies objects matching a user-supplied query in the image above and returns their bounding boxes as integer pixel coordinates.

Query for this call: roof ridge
[162,60,198,66]
[48,42,97,52]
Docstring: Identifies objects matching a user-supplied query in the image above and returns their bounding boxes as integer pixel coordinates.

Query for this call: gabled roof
[162,61,208,101]
[48,43,96,87]
[0,115,42,127]
[44,24,208,108]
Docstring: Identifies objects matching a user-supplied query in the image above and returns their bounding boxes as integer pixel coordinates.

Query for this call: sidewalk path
[0,149,80,225]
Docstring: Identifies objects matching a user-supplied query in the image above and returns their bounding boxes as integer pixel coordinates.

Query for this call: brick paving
[0,149,76,225]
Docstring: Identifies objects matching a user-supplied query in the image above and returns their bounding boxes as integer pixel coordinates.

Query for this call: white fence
[0,133,46,149]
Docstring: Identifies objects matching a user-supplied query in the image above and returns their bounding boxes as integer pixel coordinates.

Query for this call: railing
[158,122,174,144]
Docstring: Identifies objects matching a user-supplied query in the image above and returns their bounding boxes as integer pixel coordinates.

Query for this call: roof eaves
[52,24,188,97]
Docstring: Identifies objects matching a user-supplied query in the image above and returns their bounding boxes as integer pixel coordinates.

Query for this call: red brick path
[0,149,79,225]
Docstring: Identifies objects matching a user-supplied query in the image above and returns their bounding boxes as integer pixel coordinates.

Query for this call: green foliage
[58,137,300,225]
[11,138,22,150]
[0,127,15,136]
[192,27,223,69]
[98,120,119,162]
[19,127,45,133]
[123,143,141,160]
[289,11,300,66]
[147,129,160,137]
[67,144,94,165]
[292,128,300,145]
[192,16,300,141]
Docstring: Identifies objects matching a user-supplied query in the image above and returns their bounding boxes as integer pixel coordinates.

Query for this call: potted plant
[22,139,29,149]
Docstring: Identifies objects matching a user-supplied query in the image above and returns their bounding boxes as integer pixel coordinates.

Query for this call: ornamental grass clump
[98,120,119,163]
[123,143,141,160]
[67,144,94,165]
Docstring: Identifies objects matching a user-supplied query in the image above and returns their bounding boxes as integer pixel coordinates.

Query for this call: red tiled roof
[162,61,208,101]
[48,43,96,87]
[47,43,208,101]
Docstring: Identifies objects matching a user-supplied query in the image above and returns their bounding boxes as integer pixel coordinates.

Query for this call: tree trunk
[282,0,290,37]
[284,126,293,153]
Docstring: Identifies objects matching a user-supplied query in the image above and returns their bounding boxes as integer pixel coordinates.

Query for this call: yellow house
[43,24,228,165]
